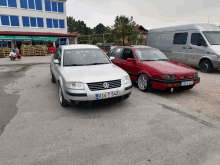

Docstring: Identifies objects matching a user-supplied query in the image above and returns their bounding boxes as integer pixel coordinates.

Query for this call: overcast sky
[66,0,220,30]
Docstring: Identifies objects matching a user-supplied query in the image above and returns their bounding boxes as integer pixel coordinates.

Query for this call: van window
[191,33,206,46]
[173,33,188,44]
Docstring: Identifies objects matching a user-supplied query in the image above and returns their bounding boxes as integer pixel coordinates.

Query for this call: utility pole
[208,16,209,24]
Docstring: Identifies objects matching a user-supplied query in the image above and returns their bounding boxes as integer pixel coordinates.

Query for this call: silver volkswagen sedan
[50,44,132,107]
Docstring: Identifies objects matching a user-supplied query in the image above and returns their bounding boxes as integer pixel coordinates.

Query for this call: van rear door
[171,32,188,64]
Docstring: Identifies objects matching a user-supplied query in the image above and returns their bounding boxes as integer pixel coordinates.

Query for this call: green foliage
[94,23,106,34]
[67,16,93,35]
[111,15,139,46]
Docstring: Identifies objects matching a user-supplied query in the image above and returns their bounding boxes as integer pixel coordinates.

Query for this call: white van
[146,23,220,72]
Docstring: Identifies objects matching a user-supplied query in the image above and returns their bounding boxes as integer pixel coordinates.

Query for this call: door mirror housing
[54,59,60,64]
[197,38,202,46]
[110,56,115,61]
[127,58,135,62]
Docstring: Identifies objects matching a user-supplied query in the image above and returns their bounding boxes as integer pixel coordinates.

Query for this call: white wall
[0,0,68,34]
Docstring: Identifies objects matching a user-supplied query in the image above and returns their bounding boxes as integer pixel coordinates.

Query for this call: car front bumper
[64,84,132,102]
[150,77,200,90]
[212,60,220,69]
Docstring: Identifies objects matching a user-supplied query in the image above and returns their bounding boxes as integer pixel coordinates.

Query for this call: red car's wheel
[137,74,151,92]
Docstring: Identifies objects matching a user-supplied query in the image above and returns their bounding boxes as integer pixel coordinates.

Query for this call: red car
[107,45,200,92]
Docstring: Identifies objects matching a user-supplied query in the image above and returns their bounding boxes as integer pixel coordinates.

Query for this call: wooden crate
[35,50,41,56]
[0,53,5,58]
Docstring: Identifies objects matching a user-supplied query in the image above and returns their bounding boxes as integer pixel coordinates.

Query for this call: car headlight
[122,75,131,84]
[194,72,198,78]
[216,55,220,60]
[65,82,85,90]
[162,74,176,79]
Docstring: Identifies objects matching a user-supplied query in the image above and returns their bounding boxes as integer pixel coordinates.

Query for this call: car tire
[137,74,151,92]
[200,60,213,73]
[58,83,68,107]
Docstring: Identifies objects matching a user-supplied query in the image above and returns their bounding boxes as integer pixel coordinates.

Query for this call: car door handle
[120,62,123,65]
[188,47,192,49]
[182,47,186,49]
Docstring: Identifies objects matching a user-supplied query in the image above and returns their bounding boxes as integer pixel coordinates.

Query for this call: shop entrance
[16,42,22,51]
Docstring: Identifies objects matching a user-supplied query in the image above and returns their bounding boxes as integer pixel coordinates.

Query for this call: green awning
[14,36,32,42]
[0,36,14,42]
[32,37,57,42]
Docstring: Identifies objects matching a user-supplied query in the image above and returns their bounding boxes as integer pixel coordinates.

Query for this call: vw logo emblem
[103,82,109,89]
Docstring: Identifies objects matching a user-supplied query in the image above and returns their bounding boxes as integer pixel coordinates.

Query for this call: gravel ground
[153,69,220,121]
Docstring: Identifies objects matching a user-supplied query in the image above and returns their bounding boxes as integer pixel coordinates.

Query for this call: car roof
[115,45,154,50]
[61,44,100,50]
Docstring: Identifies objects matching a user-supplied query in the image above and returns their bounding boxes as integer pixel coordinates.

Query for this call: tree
[67,17,93,35]
[94,23,106,34]
[111,15,139,46]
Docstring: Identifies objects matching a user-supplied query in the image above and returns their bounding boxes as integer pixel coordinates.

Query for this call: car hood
[211,45,220,54]
[63,64,127,83]
[140,61,195,74]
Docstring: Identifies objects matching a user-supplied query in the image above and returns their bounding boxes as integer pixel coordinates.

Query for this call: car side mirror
[197,38,202,46]
[110,56,115,61]
[54,59,60,64]
[127,58,135,62]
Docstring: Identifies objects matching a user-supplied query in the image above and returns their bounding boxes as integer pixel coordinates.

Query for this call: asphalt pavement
[0,56,220,165]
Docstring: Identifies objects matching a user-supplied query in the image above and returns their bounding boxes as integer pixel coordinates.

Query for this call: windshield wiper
[157,59,169,61]
[87,63,109,65]
[141,60,156,61]
[64,64,85,66]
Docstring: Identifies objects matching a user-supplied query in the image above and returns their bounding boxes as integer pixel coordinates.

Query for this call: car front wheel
[200,60,213,73]
[137,74,151,92]
[58,83,68,107]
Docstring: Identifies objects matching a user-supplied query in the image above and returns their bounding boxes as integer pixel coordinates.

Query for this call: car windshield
[135,49,169,61]
[203,31,220,45]
[63,49,111,66]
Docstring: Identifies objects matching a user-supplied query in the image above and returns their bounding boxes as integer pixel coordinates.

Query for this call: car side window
[121,48,134,60]
[173,33,188,44]
[111,48,123,59]
[191,33,206,46]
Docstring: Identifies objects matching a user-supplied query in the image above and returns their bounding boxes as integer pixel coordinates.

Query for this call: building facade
[0,0,77,49]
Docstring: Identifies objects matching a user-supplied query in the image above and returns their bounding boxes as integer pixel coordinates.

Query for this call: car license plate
[181,81,193,86]
[96,91,119,99]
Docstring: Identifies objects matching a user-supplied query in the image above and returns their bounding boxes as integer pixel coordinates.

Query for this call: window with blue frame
[1,15,10,26]
[0,15,19,26]
[0,0,17,7]
[8,0,17,7]
[45,0,51,11]
[10,16,19,26]
[35,0,42,10]
[58,2,63,13]
[46,18,53,28]
[59,20,65,28]
[22,16,30,27]
[37,18,44,27]
[20,0,28,9]
[0,0,7,6]
[53,19,58,28]
[30,17,37,27]
[52,1,57,12]
[28,0,35,9]
[22,16,44,27]
[20,0,42,10]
